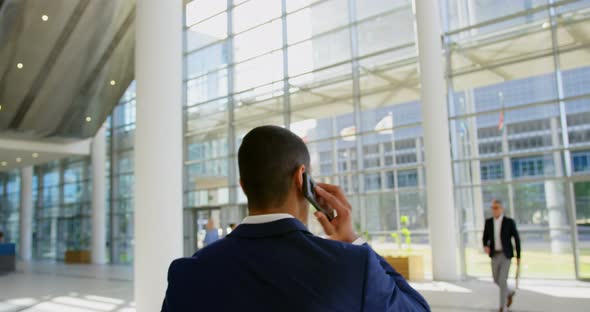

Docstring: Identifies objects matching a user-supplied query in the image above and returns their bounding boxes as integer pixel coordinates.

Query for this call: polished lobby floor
[0,262,588,312]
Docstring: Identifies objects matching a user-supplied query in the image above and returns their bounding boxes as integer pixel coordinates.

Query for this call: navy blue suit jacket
[162,218,430,311]
[482,216,521,259]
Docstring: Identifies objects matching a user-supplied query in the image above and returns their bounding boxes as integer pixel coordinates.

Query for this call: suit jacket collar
[228,218,311,238]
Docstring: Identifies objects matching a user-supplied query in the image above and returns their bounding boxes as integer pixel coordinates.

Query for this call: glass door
[56,217,70,261]
[183,207,220,256]
[573,181,590,279]
[34,217,56,260]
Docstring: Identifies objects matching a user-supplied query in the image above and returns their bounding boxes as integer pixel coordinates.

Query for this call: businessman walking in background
[162,125,429,311]
[483,199,521,312]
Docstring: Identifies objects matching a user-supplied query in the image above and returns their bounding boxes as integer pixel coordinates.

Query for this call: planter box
[383,255,425,282]
[65,250,91,264]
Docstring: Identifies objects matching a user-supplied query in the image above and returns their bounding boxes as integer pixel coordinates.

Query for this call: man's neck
[248,208,292,216]
[494,214,504,220]
[248,203,304,224]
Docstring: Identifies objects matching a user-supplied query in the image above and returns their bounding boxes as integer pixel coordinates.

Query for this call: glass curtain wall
[444,0,590,279]
[0,170,20,244]
[183,0,429,268]
[32,157,91,260]
[106,81,136,265]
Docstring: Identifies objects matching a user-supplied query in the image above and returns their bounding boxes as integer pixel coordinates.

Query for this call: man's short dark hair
[238,125,310,209]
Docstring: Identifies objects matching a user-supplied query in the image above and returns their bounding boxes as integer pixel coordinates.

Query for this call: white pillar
[466,91,484,243]
[19,167,33,261]
[547,117,567,253]
[91,126,107,264]
[414,0,461,280]
[501,120,516,218]
[135,0,183,310]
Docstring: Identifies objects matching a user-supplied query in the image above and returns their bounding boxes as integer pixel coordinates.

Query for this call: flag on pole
[459,121,468,137]
[498,91,505,131]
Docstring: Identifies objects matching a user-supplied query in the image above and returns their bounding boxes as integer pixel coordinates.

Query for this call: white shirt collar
[494,214,504,222]
[241,213,295,224]
[240,213,366,246]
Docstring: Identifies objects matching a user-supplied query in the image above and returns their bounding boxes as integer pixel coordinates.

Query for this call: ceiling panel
[0,0,135,140]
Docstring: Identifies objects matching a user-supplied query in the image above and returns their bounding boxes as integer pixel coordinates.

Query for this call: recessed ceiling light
[42,15,49,21]
[542,21,550,29]
[16,157,22,163]
[110,80,116,86]
[32,153,39,158]
[17,63,23,69]
[1,161,7,167]
[86,116,92,122]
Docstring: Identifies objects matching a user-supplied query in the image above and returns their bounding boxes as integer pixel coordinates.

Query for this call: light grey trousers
[492,253,512,311]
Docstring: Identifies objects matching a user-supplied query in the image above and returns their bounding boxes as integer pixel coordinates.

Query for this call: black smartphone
[302,172,334,221]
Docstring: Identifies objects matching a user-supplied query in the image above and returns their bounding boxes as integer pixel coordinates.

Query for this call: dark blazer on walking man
[162,125,430,312]
[482,199,521,312]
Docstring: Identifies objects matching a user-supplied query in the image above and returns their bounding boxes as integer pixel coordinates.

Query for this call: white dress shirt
[493,214,504,251]
[241,213,365,245]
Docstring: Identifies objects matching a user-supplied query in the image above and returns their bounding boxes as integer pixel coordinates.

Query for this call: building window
[480,160,504,180]
[511,156,552,178]
[479,142,503,155]
[365,173,381,191]
[396,153,417,165]
[385,171,395,189]
[397,169,418,188]
[573,151,590,173]
[320,163,332,176]
[364,158,381,169]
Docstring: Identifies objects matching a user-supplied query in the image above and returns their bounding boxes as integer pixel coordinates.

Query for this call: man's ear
[294,165,306,191]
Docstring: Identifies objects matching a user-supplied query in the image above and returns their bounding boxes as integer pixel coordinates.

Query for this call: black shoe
[507,291,515,308]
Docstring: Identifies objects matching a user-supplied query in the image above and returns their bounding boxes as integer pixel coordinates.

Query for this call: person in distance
[483,199,521,312]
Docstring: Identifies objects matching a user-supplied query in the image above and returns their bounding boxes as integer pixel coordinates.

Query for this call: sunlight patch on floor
[410,281,473,293]
[1,294,135,312]
[518,285,590,299]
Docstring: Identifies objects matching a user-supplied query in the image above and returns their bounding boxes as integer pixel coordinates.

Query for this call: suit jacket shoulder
[502,216,516,228]
[484,217,493,229]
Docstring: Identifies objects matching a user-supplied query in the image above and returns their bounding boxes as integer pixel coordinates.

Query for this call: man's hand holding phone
[313,183,358,244]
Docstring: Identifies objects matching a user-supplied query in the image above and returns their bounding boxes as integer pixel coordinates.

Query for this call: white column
[91,126,107,264]
[501,122,516,218]
[466,91,484,242]
[546,117,567,253]
[414,0,461,280]
[19,167,33,261]
[135,0,183,310]
[415,137,424,189]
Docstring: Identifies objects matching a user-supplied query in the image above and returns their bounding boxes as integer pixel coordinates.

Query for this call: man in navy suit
[162,125,430,311]
[482,200,521,312]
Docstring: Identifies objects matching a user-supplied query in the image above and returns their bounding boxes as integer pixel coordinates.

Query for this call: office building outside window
[446,0,590,278]
[106,82,136,264]
[0,170,20,245]
[32,157,91,261]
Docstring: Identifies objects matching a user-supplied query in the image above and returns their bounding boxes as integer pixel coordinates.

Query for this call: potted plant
[65,232,91,264]
[383,215,424,281]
